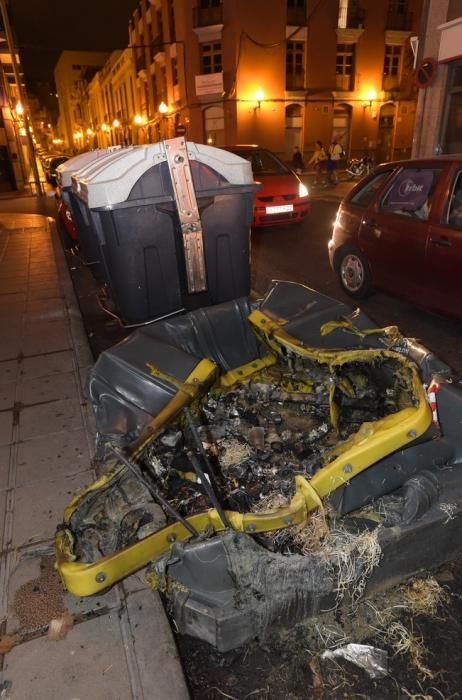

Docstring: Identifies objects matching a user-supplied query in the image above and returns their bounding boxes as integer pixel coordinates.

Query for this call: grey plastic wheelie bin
[71,138,258,325]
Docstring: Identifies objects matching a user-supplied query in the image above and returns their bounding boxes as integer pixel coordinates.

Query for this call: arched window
[203,105,225,146]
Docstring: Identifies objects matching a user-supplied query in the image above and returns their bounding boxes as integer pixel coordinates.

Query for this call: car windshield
[233,149,290,176]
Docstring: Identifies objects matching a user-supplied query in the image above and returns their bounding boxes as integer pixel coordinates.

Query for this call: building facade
[412,0,462,157]
[56,0,423,164]
[54,51,112,151]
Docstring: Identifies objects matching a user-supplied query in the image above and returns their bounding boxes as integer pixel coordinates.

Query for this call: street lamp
[158,102,169,139]
[255,88,264,111]
[133,113,145,144]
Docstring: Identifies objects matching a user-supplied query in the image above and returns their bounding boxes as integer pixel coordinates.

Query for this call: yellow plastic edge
[56,490,309,596]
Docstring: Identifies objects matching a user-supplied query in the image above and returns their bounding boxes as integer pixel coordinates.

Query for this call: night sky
[9,0,140,88]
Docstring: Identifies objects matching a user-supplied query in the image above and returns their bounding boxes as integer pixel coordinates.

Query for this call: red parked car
[222,145,310,227]
[328,155,462,321]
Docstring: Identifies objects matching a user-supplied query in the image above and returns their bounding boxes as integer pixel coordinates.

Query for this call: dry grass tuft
[291,507,331,554]
[402,576,449,617]
[218,438,253,467]
[326,527,382,602]
[384,621,435,680]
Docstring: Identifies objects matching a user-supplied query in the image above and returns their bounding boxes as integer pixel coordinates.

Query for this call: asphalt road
[2,188,461,375]
[251,194,462,376]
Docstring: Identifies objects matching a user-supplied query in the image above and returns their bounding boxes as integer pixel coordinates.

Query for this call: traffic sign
[415,57,438,88]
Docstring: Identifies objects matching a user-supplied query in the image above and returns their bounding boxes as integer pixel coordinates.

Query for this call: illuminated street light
[158,101,168,115]
[112,119,120,128]
[101,123,109,132]
[255,88,264,110]
[367,89,377,103]
[133,113,145,125]
[15,100,24,116]
[86,128,94,136]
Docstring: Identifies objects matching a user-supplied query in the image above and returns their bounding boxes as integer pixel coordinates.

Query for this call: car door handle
[430,235,452,247]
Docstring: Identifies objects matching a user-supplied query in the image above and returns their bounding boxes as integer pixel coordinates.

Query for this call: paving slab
[0,360,18,384]
[0,382,15,410]
[0,292,26,303]
[11,470,94,548]
[0,410,13,445]
[0,444,11,490]
[0,489,6,543]
[25,299,66,323]
[18,371,78,405]
[27,284,61,300]
[0,337,21,361]
[19,398,84,440]
[19,350,74,380]
[16,428,91,485]
[2,611,134,700]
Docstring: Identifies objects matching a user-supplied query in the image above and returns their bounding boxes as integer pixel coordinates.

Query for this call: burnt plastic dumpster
[71,138,257,324]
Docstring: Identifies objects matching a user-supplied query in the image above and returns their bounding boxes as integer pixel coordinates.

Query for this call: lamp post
[158,101,168,139]
[0,0,41,194]
[254,88,264,111]
[133,113,145,144]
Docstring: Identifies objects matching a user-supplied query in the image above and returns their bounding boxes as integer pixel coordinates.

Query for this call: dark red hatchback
[328,156,462,321]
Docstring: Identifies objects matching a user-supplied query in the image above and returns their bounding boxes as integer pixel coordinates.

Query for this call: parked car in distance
[45,155,70,186]
[328,155,462,321]
[222,145,310,227]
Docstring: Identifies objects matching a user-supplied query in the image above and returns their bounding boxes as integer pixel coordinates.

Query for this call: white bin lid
[56,146,124,188]
[72,140,254,209]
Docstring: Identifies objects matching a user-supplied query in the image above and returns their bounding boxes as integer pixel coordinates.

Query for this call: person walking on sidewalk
[328,139,343,184]
[292,146,305,175]
[307,141,328,185]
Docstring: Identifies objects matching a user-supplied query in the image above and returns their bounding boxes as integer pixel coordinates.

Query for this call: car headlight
[299,182,309,198]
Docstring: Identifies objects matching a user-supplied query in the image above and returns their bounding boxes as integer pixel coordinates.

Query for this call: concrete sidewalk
[0,213,189,699]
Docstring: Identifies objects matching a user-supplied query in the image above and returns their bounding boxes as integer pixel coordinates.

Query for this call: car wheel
[337,247,373,298]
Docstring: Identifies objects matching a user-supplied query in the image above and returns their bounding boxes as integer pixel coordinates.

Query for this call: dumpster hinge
[164,137,208,294]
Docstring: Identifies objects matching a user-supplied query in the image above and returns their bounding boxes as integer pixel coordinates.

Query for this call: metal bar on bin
[164,137,208,294]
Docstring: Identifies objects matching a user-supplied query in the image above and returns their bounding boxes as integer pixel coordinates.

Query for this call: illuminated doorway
[285,103,303,160]
[376,103,396,164]
[332,103,351,155]
[203,105,225,146]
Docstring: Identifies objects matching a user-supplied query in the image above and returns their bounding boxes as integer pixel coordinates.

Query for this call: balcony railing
[383,74,401,91]
[336,73,354,91]
[193,5,223,27]
[286,72,305,90]
[338,2,365,29]
[386,11,413,30]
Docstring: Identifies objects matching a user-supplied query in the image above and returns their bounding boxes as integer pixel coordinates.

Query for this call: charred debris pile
[71,352,415,563]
